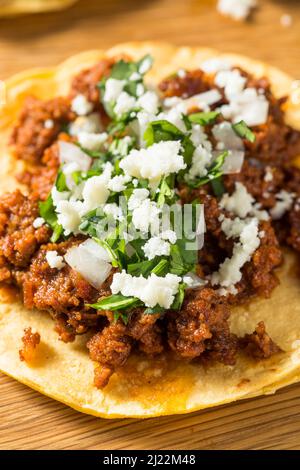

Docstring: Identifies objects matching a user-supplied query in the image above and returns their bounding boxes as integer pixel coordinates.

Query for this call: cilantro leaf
[89,294,141,311]
[171,283,186,310]
[144,305,165,315]
[39,195,63,243]
[144,120,195,166]
[188,111,220,126]
[232,120,256,143]
[55,170,68,192]
[211,177,225,197]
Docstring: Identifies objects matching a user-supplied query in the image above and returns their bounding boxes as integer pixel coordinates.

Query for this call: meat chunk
[10,96,74,164]
[159,69,213,98]
[240,321,281,359]
[19,327,41,363]
[167,287,237,365]
[87,321,132,388]
[87,311,163,388]
[17,134,70,201]
[0,190,50,283]
[241,221,282,299]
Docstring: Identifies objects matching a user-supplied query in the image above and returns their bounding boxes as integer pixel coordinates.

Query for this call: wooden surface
[0,0,300,451]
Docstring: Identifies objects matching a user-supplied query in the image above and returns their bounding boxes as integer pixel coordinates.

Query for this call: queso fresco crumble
[2,52,300,387]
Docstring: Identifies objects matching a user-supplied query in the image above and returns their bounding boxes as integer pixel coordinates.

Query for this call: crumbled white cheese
[217,285,238,297]
[111,271,181,309]
[33,217,45,228]
[220,182,269,221]
[138,91,160,114]
[82,175,110,212]
[132,198,161,234]
[128,188,150,210]
[212,218,260,288]
[217,0,256,21]
[143,236,171,260]
[270,190,295,220]
[161,230,177,244]
[65,239,112,289]
[103,78,125,103]
[215,69,247,99]
[107,174,131,192]
[44,119,54,129]
[183,272,206,288]
[77,132,107,151]
[71,94,93,116]
[120,141,186,183]
[142,230,177,260]
[201,58,231,74]
[221,215,248,239]
[220,182,254,218]
[69,113,102,136]
[103,203,124,221]
[56,200,82,235]
[46,250,65,270]
[114,91,137,115]
[188,144,213,180]
[220,88,269,127]
[264,167,273,182]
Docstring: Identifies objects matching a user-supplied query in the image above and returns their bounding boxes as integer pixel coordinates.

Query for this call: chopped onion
[65,239,112,289]
[212,122,244,174]
[221,149,245,174]
[58,141,92,172]
[164,89,222,112]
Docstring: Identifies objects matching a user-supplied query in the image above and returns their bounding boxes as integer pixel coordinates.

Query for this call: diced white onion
[65,239,112,289]
[58,141,92,172]
[221,150,245,174]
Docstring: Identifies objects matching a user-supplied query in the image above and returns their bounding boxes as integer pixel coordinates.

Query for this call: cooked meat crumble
[19,327,41,363]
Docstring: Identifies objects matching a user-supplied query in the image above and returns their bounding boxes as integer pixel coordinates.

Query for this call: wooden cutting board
[0,0,300,450]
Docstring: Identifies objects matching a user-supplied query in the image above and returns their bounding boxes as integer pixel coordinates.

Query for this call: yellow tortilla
[0,0,77,16]
[0,42,300,418]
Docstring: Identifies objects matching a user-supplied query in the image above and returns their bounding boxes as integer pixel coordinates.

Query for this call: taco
[0,43,300,419]
[0,0,77,16]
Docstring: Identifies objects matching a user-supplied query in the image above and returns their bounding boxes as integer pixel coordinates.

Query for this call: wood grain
[0,0,300,450]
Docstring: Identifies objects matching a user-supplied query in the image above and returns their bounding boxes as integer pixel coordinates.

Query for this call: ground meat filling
[17,134,69,201]
[0,190,50,283]
[167,287,237,365]
[159,69,213,98]
[87,311,163,388]
[10,96,75,164]
[240,321,282,359]
[3,59,299,388]
[19,327,41,363]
